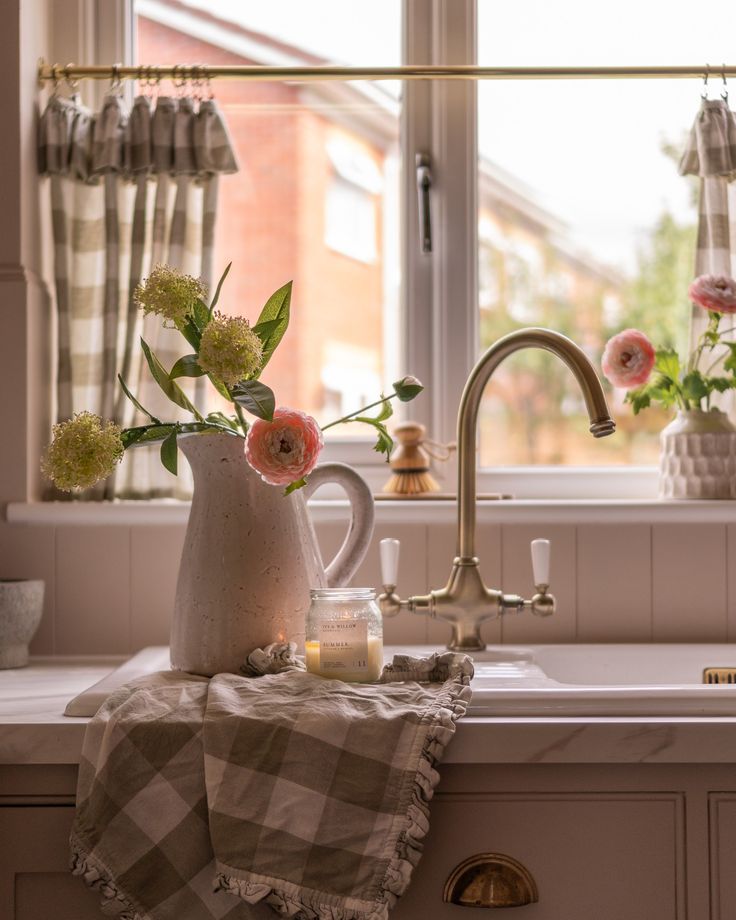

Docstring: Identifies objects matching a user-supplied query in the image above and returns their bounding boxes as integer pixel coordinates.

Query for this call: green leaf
[654,348,680,381]
[393,376,424,402]
[253,281,291,374]
[120,428,147,448]
[724,343,736,375]
[208,374,232,401]
[208,262,232,317]
[117,374,161,424]
[160,427,178,476]
[251,317,283,342]
[192,299,211,333]
[648,384,677,406]
[682,371,709,403]
[709,376,736,393]
[179,317,202,352]
[170,354,206,379]
[206,411,240,430]
[121,424,175,449]
[140,337,204,421]
[625,387,652,415]
[284,477,307,496]
[372,398,393,423]
[372,425,394,458]
[232,379,276,421]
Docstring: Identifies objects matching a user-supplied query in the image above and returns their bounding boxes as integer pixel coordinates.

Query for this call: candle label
[318,619,369,673]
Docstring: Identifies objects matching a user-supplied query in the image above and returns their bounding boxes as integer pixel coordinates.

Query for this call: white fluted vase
[659,409,736,499]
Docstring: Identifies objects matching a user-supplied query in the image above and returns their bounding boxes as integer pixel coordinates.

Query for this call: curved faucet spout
[457,328,616,560]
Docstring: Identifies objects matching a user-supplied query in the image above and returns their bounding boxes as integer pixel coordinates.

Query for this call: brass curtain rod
[37,60,736,85]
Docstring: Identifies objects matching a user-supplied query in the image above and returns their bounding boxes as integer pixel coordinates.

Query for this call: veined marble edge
[6,718,736,766]
[7,498,736,526]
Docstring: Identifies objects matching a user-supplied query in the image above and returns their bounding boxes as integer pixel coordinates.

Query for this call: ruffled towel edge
[215,665,473,920]
[70,835,144,920]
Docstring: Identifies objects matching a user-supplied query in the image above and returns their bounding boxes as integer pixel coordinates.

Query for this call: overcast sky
[175,0,736,272]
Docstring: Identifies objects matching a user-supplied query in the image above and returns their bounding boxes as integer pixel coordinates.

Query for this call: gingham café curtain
[679,98,736,344]
[38,89,238,499]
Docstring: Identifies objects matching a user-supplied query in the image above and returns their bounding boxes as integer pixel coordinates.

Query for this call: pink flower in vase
[688,274,736,314]
[601,329,655,389]
[245,408,324,486]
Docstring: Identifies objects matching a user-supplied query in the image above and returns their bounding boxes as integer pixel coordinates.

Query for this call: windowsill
[6,497,736,526]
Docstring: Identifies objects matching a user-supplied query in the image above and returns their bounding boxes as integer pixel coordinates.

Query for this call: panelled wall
[1,503,735,657]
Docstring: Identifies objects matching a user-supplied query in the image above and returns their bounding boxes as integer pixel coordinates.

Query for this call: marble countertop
[5,657,736,766]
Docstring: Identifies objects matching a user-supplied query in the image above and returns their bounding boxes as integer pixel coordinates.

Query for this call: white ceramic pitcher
[171,432,375,676]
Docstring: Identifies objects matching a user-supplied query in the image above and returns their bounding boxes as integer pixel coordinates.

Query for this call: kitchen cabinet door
[393,793,685,920]
[0,806,102,919]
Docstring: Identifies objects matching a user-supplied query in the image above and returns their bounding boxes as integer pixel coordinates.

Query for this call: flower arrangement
[43,263,423,495]
[602,274,736,414]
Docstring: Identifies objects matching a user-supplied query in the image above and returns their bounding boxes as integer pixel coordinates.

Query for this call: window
[133,0,400,441]
[71,0,734,497]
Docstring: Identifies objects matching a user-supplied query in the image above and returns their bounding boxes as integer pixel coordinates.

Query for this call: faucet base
[447,634,486,653]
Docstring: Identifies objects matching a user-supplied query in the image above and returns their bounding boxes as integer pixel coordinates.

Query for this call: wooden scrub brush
[380,422,455,496]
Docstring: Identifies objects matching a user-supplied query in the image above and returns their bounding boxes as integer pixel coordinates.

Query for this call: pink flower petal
[245,408,324,486]
[602,329,655,389]
[689,274,736,314]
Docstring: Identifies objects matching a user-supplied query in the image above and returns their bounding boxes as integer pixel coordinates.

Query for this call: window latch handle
[416,153,432,254]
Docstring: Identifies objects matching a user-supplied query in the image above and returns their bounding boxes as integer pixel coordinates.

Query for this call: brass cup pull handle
[443,853,539,908]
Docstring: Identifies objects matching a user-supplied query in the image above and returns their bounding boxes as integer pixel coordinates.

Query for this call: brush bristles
[381,470,441,495]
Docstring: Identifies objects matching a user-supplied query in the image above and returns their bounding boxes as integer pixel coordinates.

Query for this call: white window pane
[476,0,718,467]
[133,1,400,437]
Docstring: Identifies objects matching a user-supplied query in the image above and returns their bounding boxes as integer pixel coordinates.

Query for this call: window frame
[75,0,660,501]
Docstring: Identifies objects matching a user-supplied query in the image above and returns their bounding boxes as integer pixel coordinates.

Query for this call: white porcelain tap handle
[531,538,550,588]
[380,538,401,587]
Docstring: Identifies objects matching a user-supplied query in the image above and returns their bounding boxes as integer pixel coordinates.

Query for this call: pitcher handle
[304,463,375,587]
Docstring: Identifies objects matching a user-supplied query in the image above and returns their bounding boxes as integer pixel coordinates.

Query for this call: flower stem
[234,402,249,435]
[321,392,397,432]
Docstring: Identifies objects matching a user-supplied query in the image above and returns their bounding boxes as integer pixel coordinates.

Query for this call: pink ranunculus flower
[601,329,656,389]
[688,274,736,314]
[245,408,324,486]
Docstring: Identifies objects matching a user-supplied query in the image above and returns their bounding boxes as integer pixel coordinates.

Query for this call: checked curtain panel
[38,88,238,498]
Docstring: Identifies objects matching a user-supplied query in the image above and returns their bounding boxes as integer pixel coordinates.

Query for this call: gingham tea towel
[71,652,472,920]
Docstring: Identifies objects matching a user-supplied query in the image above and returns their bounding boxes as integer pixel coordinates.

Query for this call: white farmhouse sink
[469,644,736,716]
[64,643,736,719]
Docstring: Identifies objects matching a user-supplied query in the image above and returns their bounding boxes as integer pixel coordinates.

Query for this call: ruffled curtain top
[37,93,93,181]
[195,99,238,175]
[91,93,128,176]
[38,93,238,182]
[679,99,736,180]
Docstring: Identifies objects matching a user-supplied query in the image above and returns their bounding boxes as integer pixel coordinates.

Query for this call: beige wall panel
[55,526,130,655]
[501,524,577,644]
[652,524,727,641]
[130,525,186,651]
[577,525,652,642]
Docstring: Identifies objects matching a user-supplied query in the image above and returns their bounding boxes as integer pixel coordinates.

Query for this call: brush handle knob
[531,539,550,588]
[380,538,400,588]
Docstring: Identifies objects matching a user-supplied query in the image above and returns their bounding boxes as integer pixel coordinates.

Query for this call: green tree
[617,211,696,356]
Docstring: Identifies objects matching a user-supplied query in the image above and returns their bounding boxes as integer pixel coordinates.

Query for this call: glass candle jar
[305,588,383,682]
